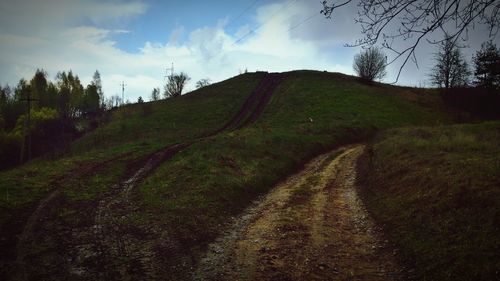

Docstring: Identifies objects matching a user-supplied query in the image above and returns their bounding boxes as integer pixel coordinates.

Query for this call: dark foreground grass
[135,71,453,277]
[358,121,500,280]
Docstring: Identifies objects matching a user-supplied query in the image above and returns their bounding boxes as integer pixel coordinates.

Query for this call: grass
[358,121,500,280]
[0,72,264,279]
[134,71,453,277]
[0,72,264,207]
[0,70,459,279]
[72,72,266,153]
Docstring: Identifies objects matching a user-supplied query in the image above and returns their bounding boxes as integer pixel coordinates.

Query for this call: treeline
[430,40,500,90]
[0,69,106,170]
[429,39,500,119]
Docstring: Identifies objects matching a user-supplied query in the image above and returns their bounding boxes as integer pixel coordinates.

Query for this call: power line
[205,1,321,64]
[226,0,261,29]
[231,0,300,46]
[286,11,320,32]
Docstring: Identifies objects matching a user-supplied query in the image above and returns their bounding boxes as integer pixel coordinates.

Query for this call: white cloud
[2,0,499,100]
[0,0,355,102]
[0,0,147,35]
[14,0,491,101]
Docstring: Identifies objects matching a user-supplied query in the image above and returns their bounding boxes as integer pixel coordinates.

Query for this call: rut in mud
[71,73,285,279]
[194,145,406,281]
[215,73,283,132]
[13,73,284,280]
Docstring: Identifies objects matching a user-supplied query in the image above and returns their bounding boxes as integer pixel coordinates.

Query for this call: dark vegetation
[441,87,500,120]
[0,68,498,280]
[0,69,105,170]
[321,0,499,82]
[473,40,500,89]
[430,36,470,89]
[358,122,500,281]
[164,72,190,98]
[353,47,387,82]
[134,70,451,278]
[0,70,453,280]
[0,72,265,279]
[431,40,500,120]
[0,1,497,278]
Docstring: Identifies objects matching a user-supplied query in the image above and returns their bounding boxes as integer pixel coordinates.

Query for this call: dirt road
[194,145,405,281]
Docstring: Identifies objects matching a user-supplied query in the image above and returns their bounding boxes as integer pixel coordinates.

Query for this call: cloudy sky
[0,0,498,102]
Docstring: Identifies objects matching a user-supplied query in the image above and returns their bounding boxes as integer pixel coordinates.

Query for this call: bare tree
[105,95,122,109]
[430,36,470,88]
[164,72,190,98]
[321,0,500,82]
[195,78,211,89]
[353,47,388,81]
[150,87,160,101]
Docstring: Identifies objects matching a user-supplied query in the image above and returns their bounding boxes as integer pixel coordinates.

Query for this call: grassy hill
[0,72,265,279]
[358,121,500,280]
[125,71,453,278]
[0,70,457,279]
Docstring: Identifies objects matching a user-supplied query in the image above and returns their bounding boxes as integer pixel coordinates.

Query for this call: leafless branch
[322,0,500,83]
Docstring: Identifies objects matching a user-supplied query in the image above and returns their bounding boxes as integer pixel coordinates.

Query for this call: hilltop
[2,70,495,280]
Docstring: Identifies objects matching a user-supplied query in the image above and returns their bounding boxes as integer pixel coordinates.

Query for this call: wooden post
[20,89,38,164]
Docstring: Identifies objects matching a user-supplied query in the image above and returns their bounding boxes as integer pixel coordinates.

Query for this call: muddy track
[216,73,283,132]
[13,72,284,280]
[87,143,189,280]
[193,145,406,281]
[80,73,285,279]
[13,152,132,281]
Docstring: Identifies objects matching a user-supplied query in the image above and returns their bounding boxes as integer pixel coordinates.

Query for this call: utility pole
[120,82,126,106]
[20,89,38,164]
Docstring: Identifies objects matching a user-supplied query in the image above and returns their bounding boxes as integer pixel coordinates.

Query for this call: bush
[353,47,387,81]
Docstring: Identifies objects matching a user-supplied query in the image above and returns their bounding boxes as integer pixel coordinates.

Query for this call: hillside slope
[0,72,265,280]
[133,71,452,279]
[0,70,453,280]
[358,121,500,281]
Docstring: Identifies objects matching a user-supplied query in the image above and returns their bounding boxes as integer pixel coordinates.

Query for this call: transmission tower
[165,62,174,79]
[120,82,126,106]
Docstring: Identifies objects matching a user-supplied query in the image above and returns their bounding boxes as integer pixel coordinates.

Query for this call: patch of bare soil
[193,145,405,281]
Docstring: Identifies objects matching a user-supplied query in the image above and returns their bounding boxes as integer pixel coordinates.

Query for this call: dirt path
[9,72,286,280]
[194,145,405,281]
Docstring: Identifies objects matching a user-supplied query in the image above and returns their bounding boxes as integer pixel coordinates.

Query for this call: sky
[0,0,498,102]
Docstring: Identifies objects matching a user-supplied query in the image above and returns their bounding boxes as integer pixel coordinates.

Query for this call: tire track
[49,72,285,280]
[82,73,284,279]
[14,72,284,280]
[193,145,406,281]
[13,152,133,281]
[215,73,283,132]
